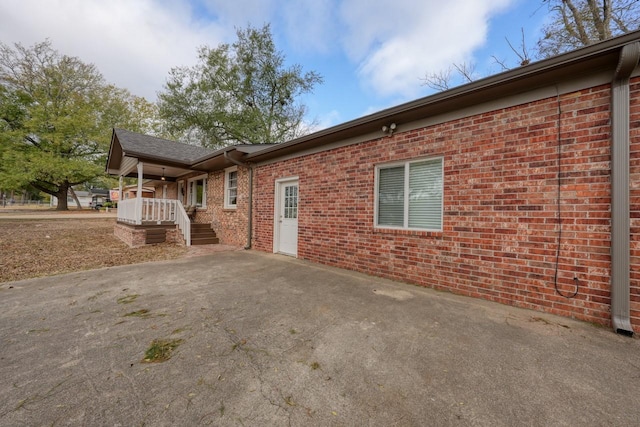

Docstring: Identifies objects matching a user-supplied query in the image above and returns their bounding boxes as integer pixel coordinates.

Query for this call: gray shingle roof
[114,128,215,164]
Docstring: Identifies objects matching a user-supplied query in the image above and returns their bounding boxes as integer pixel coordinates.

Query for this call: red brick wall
[150,182,178,200]
[254,81,640,329]
[207,166,250,247]
[170,169,248,246]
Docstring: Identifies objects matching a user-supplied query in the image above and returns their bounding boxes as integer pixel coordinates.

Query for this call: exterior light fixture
[382,123,397,136]
[161,168,166,181]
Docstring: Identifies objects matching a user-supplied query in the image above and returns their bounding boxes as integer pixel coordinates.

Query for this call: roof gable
[105,129,276,176]
[113,129,215,164]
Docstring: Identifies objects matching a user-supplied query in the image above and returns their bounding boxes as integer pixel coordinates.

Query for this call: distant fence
[1,199,47,207]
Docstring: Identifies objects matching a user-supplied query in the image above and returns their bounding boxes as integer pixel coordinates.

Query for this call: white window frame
[178,181,185,204]
[224,166,238,209]
[187,174,207,208]
[374,157,443,231]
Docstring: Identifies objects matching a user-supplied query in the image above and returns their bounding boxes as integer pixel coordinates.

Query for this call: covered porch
[106,129,218,247]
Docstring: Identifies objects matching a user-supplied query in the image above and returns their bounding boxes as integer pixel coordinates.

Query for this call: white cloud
[0,0,516,116]
[0,0,226,101]
[339,0,513,98]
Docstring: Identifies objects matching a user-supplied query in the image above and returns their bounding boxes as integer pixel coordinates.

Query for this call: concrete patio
[1,250,638,426]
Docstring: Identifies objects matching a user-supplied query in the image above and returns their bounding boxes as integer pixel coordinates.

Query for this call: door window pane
[284,185,298,219]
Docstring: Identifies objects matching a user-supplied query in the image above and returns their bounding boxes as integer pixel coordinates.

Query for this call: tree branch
[30,181,59,197]
[563,0,591,44]
[421,67,452,91]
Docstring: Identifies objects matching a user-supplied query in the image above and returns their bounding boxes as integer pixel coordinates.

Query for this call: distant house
[106,31,640,335]
[114,183,155,201]
[51,189,108,208]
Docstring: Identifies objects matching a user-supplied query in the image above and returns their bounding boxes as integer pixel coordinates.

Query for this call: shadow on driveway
[1,251,639,425]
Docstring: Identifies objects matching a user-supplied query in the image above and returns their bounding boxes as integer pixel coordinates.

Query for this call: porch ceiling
[122,162,193,182]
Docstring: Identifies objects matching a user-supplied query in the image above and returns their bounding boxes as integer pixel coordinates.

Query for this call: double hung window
[225,167,238,209]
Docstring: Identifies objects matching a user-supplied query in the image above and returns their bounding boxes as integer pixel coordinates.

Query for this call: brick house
[106,32,640,334]
[106,129,264,247]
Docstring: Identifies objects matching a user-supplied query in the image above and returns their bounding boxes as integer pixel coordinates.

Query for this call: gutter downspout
[611,42,640,336]
[224,151,253,250]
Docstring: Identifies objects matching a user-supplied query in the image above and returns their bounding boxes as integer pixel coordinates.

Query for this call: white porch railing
[141,198,176,223]
[117,199,139,225]
[117,198,191,246]
[175,202,191,247]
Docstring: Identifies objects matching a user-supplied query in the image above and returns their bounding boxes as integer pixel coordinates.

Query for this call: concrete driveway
[1,251,639,426]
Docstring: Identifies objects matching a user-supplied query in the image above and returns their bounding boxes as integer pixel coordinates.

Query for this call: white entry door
[276,180,299,256]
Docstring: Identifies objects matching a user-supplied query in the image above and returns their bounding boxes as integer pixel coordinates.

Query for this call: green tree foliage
[0,40,157,210]
[539,0,640,57]
[158,24,323,148]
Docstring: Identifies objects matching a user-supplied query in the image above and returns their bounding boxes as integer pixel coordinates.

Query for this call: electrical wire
[553,87,578,298]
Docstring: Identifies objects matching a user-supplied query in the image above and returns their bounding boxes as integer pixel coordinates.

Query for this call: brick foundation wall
[254,81,640,330]
[115,223,185,247]
[114,223,146,248]
[166,227,186,246]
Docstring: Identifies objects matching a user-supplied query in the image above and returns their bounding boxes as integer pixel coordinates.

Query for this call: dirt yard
[0,218,187,283]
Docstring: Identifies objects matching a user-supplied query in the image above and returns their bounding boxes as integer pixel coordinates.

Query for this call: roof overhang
[104,31,640,173]
[105,129,275,178]
[191,145,268,170]
[246,31,640,163]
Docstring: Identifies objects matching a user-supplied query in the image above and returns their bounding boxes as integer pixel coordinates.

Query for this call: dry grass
[0,218,187,283]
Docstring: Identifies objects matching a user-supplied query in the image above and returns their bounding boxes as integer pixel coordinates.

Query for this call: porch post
[136,161,143,225]
[118,176,123,203]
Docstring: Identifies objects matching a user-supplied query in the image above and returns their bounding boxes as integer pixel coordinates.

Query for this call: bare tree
[423,1,638,92]
[422,62,475,91]
[423,67,453,91]
[492,28,533,71]
[538,0,640,57]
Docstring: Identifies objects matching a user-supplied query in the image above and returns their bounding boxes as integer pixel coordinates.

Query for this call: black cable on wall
[553,87,579,298]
